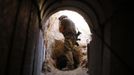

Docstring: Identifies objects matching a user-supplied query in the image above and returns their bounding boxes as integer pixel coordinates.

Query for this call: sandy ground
[41,67,88,75]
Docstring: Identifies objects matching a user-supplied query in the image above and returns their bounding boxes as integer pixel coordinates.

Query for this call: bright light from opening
[43,10,91,73]
[57,10,92,44]
[57,10,90,34]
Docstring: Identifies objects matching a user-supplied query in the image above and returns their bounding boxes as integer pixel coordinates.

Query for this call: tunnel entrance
[42,10,92,74]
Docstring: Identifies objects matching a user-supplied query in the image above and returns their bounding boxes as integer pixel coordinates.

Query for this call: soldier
[58,15,81,70]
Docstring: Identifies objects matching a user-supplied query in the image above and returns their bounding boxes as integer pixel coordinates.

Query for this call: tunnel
[0,0,132,75]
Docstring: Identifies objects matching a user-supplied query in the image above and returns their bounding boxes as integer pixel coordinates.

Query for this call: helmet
[58,15,68,20]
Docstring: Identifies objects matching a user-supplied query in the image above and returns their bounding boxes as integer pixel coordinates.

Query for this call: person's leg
[65,51,74,69]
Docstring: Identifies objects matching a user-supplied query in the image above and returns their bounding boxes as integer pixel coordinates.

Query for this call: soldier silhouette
[58,15,81,70]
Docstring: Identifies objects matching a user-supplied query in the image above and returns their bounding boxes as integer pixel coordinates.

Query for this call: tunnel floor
[41,67,88,75]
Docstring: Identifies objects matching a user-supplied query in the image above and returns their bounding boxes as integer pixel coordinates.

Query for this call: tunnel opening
[42,10,92,74]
